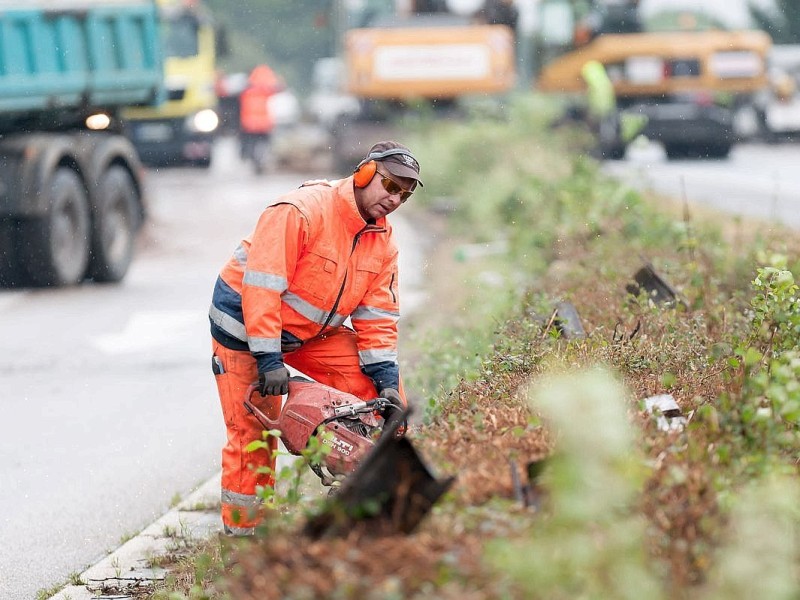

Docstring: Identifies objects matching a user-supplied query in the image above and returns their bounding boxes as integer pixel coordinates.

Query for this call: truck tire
[187,153,212,169]
[19,167,91,286]
[702,142,732,159]
[87,165,138,283]
[664,143,689,160]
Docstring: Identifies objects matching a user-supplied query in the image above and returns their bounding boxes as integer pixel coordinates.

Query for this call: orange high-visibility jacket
[209,177,401,391]
[239,64,281,134]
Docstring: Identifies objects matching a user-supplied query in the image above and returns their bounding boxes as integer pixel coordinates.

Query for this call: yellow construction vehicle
[535,0,771,159]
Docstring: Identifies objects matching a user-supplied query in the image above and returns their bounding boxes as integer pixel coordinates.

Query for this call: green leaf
[744,347,763,367]
[245,440,269,453]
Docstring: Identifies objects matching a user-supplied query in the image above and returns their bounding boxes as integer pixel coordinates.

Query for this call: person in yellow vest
[580,59,647,158]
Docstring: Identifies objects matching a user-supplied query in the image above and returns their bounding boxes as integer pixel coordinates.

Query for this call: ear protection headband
[353,148,418,188]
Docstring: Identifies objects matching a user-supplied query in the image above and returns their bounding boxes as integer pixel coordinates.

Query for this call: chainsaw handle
[375,397,409,438]
[243,382,280,430]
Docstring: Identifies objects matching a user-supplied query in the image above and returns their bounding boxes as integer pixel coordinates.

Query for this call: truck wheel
[189,155,212,169]
[703,143,732,159]
[87,166,138,283]
[664,144,689,160]
[19,167,90,286]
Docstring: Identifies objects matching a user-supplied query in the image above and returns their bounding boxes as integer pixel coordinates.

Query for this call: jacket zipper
[314,224,375,337]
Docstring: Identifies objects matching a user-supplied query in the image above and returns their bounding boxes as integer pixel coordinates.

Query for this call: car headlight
[186,109,219,133]
[86,112,111,130]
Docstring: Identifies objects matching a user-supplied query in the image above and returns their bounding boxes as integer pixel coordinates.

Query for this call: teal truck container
[0,0,164,287]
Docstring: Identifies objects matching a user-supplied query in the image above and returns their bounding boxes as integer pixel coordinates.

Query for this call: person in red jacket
[209,140,423,535]
[238,64,282,169]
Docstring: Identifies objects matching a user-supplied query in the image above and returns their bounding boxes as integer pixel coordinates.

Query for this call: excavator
[534,0,772,159]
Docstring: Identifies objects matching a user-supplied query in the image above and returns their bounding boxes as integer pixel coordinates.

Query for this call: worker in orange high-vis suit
[238,64,282,167]
[209,140,423,536]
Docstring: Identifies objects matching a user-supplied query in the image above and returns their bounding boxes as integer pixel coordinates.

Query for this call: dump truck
[535,0,772,159]
[122,0,221,168]
[0,0,163,287]
[330,1,517,171]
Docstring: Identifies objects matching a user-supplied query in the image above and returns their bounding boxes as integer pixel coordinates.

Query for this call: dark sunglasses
[376,170,414,202]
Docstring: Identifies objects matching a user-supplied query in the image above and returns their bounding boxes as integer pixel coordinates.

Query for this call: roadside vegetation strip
[151,95,799,598]
[405,95,800,593]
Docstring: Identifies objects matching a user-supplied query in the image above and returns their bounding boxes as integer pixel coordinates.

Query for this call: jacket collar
[335,177,387,234]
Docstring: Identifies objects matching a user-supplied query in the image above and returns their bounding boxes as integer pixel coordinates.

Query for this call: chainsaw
[243,376,405,487]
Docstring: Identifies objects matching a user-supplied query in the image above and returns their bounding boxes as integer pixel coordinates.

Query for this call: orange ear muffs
[353,148,418,188]
[353,159,377,188]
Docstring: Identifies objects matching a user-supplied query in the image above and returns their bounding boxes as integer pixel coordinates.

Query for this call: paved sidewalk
[48,472,222,600]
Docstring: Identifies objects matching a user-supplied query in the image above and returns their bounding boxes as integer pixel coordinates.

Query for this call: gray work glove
[379,388,406,437]
[379,388,403,411]
[258,366,289,397]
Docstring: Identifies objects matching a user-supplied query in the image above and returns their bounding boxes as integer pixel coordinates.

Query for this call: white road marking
[91,310,204,354]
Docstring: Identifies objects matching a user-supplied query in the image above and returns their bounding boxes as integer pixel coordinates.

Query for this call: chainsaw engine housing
[245,378,384,483]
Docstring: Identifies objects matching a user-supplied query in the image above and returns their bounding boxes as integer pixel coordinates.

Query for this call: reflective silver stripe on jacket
[233,243,248,266]
[283,291,347,327]
[243,270,288,292]
[359,348,398,365]
[224,525,255,537]
[221,488,262,508]
[329,313,347,327]
[352,305,400,321]
[248,335,281,353]
[209,304,246,341]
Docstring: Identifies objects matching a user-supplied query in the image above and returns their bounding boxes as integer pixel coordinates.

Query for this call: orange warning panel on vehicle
[344,24,516,100]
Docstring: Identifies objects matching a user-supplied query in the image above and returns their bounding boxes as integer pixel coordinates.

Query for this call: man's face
[356,167,417,221]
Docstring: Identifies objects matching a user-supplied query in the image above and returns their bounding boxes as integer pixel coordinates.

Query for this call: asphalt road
[0,138,378,600]
[604,140,800,229]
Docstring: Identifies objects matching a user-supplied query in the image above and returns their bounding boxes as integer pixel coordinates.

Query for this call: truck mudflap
[0,134,78,219]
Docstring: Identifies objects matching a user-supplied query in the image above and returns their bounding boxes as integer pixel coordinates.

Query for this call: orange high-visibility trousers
[211,327,405,535]
[211,339,278,535]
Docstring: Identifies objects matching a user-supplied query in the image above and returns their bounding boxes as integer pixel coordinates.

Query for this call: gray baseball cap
[365,141,423,186]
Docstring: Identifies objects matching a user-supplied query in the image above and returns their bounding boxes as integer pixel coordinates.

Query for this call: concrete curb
[48,472,222,600]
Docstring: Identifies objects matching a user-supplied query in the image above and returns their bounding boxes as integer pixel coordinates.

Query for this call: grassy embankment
[151,94,800,599]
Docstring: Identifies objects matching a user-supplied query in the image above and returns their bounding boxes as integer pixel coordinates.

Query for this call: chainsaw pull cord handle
[380,401,409,438]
